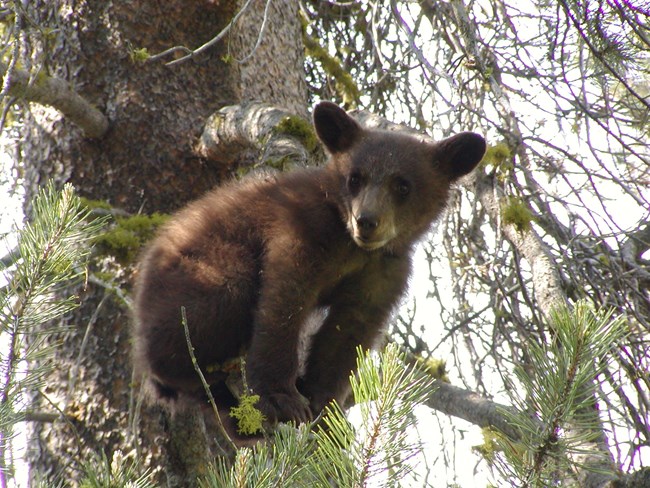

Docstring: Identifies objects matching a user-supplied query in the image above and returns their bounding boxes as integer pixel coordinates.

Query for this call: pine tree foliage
[312,344,436,487]
[77,450,155,488]
[492,302,627,486]
[202,424,315,488]
[0,182,105,484]
[202,344,435,488]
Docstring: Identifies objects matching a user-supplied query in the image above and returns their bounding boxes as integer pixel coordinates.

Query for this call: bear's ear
[433,132,486,180]
[313,102,363,153]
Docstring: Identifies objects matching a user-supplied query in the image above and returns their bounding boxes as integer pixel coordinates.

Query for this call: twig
[153,0,257,67]
[67,294,109,401]
[127,370,148,462]
[181,306,237,451]
[86,272,132,310]
[236,0,274,64]
[21,411,60,423]
[38,390,86,461]
[0,0,21,103]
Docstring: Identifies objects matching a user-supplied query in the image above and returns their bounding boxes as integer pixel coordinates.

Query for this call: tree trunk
[19,1,305,485]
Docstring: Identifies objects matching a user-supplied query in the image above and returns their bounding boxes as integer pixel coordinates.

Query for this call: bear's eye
[394,177,411,199]
[348,172,363,193]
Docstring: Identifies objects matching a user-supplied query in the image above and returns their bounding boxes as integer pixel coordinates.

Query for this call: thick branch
[197,102,318,171]
[0,61,109,138]
[427,380,522,441]
[468,171,567,318]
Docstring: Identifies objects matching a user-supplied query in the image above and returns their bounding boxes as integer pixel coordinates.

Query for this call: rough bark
[18,1,305,486]
[230,0,307,116]
[19,1,238,214]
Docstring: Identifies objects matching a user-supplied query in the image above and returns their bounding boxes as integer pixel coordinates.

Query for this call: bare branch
[427,379,523,442]
[21,411,60,423]
[0,61,109,138]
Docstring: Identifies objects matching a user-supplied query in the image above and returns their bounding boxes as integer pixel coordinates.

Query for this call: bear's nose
[356,214,379,232]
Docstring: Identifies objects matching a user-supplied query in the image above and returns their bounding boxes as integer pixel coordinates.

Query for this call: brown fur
[132,102,486,428]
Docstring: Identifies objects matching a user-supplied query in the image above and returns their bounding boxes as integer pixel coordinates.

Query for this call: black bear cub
[133,102,486,428]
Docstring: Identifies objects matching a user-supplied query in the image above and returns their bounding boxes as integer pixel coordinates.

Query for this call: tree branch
[22,411,60,423]
[0,61,109,138]
[427,379,522,441]
[621,221,650,276]
[469,171,567,317]
[197,101,318,171]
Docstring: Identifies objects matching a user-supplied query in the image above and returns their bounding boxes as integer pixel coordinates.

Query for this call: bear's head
[313,101,486,252]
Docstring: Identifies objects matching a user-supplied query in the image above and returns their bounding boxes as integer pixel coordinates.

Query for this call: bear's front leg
[245,247,317,425]
[298,302,393,415]
[300,256,410,415]
[246,319,313,424]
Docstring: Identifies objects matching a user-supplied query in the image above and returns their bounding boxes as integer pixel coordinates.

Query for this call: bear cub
[133,102,486,428]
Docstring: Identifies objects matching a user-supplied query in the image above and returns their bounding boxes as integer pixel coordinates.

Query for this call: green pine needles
[203,344,436,488]
[313,344,436,487]
[78,450,155,488]
[492,301,627,487]
[0,182,106,484]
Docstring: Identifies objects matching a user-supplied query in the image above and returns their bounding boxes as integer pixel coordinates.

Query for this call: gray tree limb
[426,380,523,441]
[0,61,109,138]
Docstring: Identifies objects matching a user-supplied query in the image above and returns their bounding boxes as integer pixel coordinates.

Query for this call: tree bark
[18,1,305,485]
[230,0,307,117]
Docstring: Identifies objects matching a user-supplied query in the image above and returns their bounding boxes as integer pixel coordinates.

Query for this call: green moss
[93,270,115,283]
[95,213,169,265]
[472,428,502,463]
[229,394,266,435]
[266,156,295,172]
[502,197,533,233]
[481,142,513,173]
[301,19,360,107]
[130,47,150,63]
[34,69,51,87]
[275,115,319,153]
[419,357,450,383]
[79,197,112,211]
[221,53,235,65]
